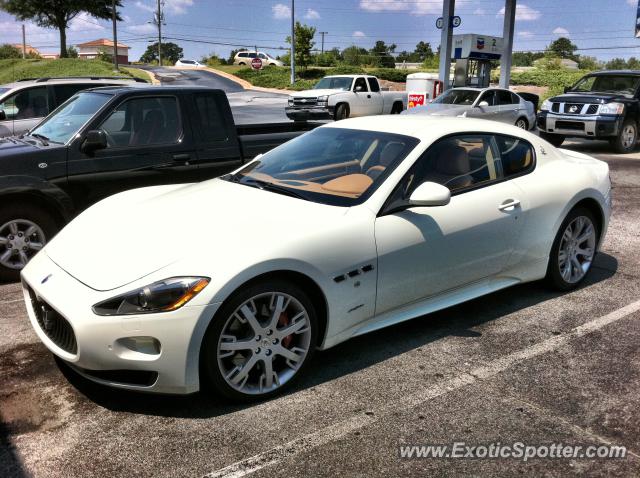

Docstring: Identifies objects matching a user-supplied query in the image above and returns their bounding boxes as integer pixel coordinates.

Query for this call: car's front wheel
[545,207,599,291]
[200,279,317,401]
[610,119,637,154]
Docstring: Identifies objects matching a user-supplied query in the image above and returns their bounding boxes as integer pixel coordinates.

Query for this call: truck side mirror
[477,101,489,107]
[81,130,108,153]
[0,110,6,121]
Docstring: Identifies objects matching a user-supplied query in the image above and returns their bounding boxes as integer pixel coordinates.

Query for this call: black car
[537,70,640,153]
[0,85,318,280]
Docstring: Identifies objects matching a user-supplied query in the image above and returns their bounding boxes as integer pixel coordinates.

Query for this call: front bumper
[285,106,333,121]
[536,111,622,138]
[21,252,220,394]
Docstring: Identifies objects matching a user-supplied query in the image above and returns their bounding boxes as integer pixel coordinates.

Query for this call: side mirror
[81,129,107,153]
[409,182,451,207]
[564,86,572,93]
[477,101,490,107]
[0,110,5,121]
[355,85,365,92]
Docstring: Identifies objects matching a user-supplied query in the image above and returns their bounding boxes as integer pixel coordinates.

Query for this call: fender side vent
[347,270,361,278]
[361,264,374,273]
[333,274,346,283]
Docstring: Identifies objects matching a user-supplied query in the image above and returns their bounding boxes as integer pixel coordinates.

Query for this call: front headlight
[317,95,329,105]
[93,277,210,316]
[599,102,624,115]
[540,99,552,112]
[287,97,294,106]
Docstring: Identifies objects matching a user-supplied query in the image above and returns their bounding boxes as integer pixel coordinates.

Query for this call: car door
[467,90,499,122]
[0,86,51,136]
[497,89,519,125]
[351,77,372,116]
[374,133,527,315]
[366,77,384,114]
[65,94,198,210]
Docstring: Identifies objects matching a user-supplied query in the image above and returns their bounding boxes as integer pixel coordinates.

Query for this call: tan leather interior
[321,174,373,195]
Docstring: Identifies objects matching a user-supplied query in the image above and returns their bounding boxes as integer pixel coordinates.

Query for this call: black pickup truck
[537,70,640,153]
[0,85,317,280]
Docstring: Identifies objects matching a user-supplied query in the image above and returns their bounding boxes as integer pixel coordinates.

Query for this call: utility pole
[111,0,119,71]
[290,0,295,85]
[156,0,163,66]
[319,31,327,54]
[21,24,26,59]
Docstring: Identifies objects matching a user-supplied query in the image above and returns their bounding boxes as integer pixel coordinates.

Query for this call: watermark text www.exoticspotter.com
[398,442,627,462]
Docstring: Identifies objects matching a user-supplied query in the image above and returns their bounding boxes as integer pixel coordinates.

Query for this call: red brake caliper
[278,311,293,348]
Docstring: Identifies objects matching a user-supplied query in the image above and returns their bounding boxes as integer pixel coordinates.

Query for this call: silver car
[0,77,147,138]
[403,87,536,130]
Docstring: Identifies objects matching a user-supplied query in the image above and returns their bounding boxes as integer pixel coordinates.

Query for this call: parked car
[403,87,536,130]
[0,86,319,280]
[22,116,610,401]
[537,70,640,153]
[233,51,284,67]
[0,76,147,138]
[285,75,406,121]
[175,59,204,67]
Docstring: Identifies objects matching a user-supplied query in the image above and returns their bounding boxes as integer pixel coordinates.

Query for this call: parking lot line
[204,298,640,478]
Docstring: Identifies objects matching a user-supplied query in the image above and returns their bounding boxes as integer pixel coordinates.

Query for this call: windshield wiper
[28,133,50,145]
[244,178,308,200]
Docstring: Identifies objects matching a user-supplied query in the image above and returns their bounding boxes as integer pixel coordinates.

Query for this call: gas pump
[451,34,503,88]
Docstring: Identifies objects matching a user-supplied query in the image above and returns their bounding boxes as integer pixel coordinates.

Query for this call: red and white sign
[408,93,426,109]
[251,57,263,70]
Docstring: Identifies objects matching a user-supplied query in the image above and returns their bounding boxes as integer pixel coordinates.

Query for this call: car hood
[403,103,470,116]
[549,92,629,104]
[45,179,348,291]
[290,89,343,98]
[0,136,41,156]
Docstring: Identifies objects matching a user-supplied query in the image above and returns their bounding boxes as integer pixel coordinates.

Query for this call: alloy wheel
[0,219,45,270]
[558,215,596,284]
[622,124,636,149]
[216,292,312,395]
[516,119,527,129]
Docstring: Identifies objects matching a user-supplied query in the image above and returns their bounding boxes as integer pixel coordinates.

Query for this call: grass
[0,58,151,84]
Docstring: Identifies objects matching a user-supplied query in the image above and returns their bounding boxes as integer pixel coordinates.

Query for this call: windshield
[570,75,640,96]
[224,128,419,206]
[29,92,111,144]
[432,89,480,105]
[314,77,353,91]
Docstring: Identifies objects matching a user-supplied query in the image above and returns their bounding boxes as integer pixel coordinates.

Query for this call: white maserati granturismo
[21,116,611,400]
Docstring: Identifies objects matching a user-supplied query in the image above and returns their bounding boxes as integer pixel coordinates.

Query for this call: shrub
[0,44,21,60]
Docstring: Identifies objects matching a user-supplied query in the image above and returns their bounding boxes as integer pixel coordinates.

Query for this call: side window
[478,90,496,106]
[193,93,228,142]
[494,135,534,178]
[0,87,49,120]
[99,96,181,148]
[367,77,381,93]
[53,84,93,106]
[354,77,368,92]
[498,90,515,105]
[248,52,257,59]
[238,53,248,58]
[258,53,268,60]
[511,92,521,104]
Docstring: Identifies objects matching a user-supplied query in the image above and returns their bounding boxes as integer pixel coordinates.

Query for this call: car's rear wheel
[609,119,637,154]
[200,279,317,401]
[545,208,598,290]
[540,132,565,147]
[0,205,57,282]
[515,117,528,129]
[391,102,403,114]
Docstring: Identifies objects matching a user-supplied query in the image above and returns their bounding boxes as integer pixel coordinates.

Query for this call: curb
[198,66,295,94]
[127,67,160,85]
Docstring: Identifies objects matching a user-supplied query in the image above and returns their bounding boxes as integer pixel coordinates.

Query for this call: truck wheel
[0,205,58,282]
[335,104,349,121]
[609,120,637,154]
[540,132,565,148]
[391,102,403,114]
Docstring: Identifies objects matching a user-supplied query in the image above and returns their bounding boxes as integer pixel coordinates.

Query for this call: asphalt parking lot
[1,137,640,477]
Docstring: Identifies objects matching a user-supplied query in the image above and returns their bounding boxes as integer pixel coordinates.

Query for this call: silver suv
[0,76,147,138]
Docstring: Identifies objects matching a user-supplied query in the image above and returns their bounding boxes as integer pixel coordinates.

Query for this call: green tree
[342,45,368,66]
[627,57,640,69]
[286,22,316,69]
[370,40,396,68]
[228,48,247,64]
[140,42,184,65]
[512,51,544,67]
[547,37,578,59]
[577,55,600,70]
[606,58,628,70]
[414,41,433,61]
[66,45,78,58]
[0,43,21,59]
[0,0,121,58]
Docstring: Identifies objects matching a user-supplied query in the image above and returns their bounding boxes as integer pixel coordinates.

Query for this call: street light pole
[112,0,119,71]
[290,0,295,85]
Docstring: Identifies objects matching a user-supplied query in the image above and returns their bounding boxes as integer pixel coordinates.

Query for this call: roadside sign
[251,57,263,70]
[436,16,462,29]
[408,93,426,109]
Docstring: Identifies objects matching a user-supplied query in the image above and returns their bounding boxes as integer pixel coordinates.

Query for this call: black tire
[238,62,246,66]
[515,117,528,130]
[200,279,318,402]
[545,207,599,291]
[609,119,637,154]
[335,103,349,121]
[539,132,565,148]
[0,204,58,282]
[391,102,403,114]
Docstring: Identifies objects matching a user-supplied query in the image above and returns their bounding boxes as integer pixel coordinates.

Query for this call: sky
[0,0,639,62]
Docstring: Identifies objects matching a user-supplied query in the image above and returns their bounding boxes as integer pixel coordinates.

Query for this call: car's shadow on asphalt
[56,253,618,418]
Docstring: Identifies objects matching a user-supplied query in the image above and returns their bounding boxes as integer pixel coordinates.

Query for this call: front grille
[586,104,599,114]
[551,102,560,113]
[293,97,318,107]
[563,103,584,114]
[26,285,77,354]
[556,120,585,131]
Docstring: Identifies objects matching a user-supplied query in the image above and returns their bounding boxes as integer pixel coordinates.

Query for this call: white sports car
[21,116,611,400]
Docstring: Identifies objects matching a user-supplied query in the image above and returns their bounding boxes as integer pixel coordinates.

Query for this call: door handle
[172,153,191,161]
[367,94,371,99]
[499,199,521,211]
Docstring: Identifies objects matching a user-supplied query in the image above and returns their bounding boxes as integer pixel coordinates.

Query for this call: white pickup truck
[285,75,406,121]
